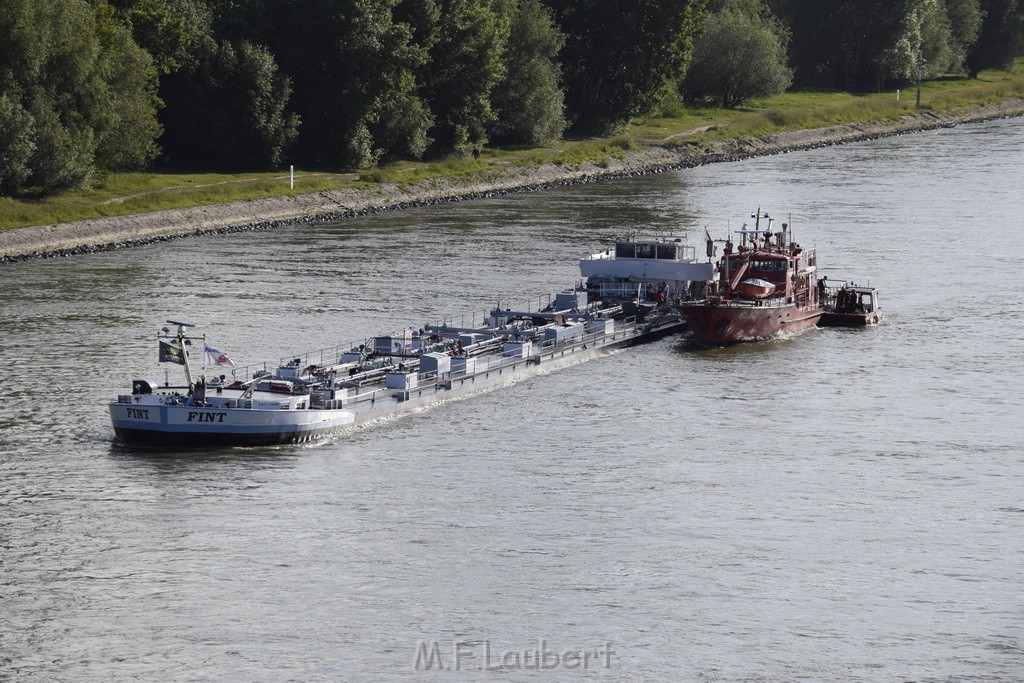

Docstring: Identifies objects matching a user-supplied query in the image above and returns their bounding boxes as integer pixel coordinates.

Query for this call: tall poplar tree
[269,0,430,166]
[413,0,510,154]
[966,0,1024,74]
[159,36,298,166]
[0,0,161,195]
[489,0,566,144]
[545,0,707,135]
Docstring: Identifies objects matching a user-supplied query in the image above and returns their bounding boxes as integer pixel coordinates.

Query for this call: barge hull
[110,318,684,448]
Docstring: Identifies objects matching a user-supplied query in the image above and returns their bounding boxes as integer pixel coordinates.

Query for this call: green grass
[635,65,1024,145]
[642,91,928,144]
[3,62,1022,231]
[0,169,358,230]
[494,134,637,170]
[549,136,636,167]
[358,157,494,186]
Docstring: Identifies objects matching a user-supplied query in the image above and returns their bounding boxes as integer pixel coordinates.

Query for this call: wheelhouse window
[657,244,677,260]
[752,260,787,271]
[615,243,635,258]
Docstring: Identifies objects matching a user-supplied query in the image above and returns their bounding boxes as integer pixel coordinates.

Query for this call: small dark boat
[819,283,882,326]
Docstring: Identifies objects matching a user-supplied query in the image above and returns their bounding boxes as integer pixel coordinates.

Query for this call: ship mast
[165,320,198,390]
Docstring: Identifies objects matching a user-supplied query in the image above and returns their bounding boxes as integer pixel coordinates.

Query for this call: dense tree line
[767,0,1023,91]
[684,0,1024,103]
[1,0,1023,196]
[1,0,161,194]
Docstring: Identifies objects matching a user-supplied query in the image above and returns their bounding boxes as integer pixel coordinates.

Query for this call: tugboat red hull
[690,210,829,344]
[680,301,824,344]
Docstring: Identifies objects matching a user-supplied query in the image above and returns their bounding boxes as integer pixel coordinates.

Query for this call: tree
[0,96,35,195]
[945,0,984,72]
[24,96,98,194]
[108,0,191,75]
[1,0,104,191]
[0,0,162,195]
[415,0,510,154]
[268,0,431,166]
[369,55,434,161]
[95,1,164,171]
[771,0,922,90]
[876,1,945,83]
[489,0,566,144]
[160,37,298,166]
[684,9,792,107]
[364,3,434,161]
[769,0,989,88]
[966,0,1024,75]
[546,0,707,135]
[875,0,980,80]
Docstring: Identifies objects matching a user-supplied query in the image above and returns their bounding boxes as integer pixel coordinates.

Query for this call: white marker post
[290,165,294,189]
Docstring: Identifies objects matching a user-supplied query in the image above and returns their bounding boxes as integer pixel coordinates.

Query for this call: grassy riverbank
[633,67,1024,143]
[1,64,1022,233]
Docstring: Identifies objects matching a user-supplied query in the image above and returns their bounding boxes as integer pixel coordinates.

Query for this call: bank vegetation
[2,0,1023,229]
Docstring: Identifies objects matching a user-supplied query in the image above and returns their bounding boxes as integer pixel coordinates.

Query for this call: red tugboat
[679,211,824,344]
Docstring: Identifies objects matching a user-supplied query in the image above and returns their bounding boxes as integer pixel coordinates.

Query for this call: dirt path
[3,99,1021,263]
[660,125,715,142]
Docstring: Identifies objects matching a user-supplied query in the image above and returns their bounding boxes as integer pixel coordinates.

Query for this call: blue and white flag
[203,345,235,367]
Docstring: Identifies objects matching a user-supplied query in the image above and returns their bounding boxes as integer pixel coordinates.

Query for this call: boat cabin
[725,253,790,279]
[580,234,715,303]
[614,240,689,261]
[715,230,819,307]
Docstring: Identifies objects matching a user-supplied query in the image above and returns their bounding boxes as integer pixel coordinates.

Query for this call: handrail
[225,289,607,382]
[236,313,651,413]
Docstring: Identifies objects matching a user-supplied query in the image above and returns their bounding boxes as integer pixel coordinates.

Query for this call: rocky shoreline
[2,99,1022,264]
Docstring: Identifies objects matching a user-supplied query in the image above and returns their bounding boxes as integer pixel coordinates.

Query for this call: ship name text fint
[187,412,227,423]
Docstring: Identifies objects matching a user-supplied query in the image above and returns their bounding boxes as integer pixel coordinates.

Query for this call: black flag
[159,340,185,365]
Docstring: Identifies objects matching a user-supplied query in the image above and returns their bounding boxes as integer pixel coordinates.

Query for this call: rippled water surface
[2,119,1023,681]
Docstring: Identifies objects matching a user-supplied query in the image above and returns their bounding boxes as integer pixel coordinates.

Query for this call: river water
[1,118,1022,681]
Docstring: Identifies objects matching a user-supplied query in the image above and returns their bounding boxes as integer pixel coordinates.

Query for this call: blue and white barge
[110,235,714,447]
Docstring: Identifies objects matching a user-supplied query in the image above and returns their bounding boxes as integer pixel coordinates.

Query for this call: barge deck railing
[223,290,594,383]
